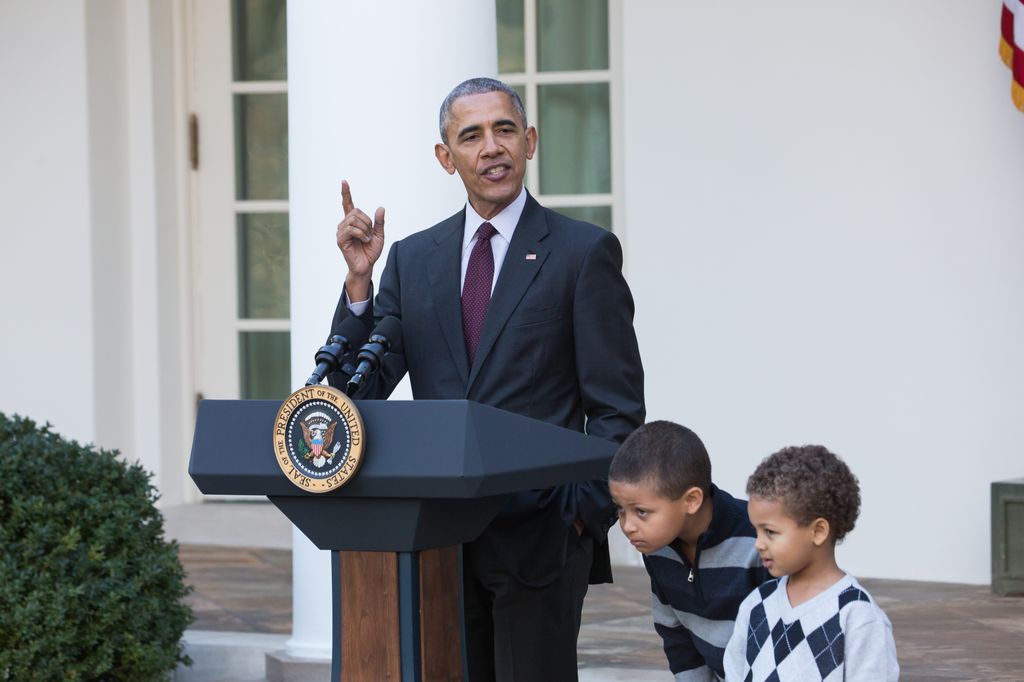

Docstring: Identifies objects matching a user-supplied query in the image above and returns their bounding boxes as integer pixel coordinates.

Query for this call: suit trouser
[462,528,595,682]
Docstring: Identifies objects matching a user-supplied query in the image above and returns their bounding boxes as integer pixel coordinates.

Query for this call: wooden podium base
[332,546,464,681]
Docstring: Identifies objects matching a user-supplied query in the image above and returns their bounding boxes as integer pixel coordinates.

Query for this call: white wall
[0,2,190,506]
[0,3,97,443]
[622,1,1024,583]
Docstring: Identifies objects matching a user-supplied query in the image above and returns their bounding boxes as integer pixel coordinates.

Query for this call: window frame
[498,0,623,238]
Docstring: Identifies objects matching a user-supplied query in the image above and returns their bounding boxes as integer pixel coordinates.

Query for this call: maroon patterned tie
[462,222,498,364]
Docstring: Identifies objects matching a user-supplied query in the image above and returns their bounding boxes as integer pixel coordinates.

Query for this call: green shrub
[0,413,192,680]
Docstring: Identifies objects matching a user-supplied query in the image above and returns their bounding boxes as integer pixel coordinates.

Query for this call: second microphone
[345,316,403,396]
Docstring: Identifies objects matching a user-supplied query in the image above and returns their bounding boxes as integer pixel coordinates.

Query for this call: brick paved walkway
[179,545,1024,680]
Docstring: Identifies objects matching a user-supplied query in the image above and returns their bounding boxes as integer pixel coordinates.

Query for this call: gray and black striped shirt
[642,485,771,681]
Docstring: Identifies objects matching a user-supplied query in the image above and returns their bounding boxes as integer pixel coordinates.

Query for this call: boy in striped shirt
[609,421,771,681]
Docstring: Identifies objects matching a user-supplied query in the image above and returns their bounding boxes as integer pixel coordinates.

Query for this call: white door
[187,0,291,403]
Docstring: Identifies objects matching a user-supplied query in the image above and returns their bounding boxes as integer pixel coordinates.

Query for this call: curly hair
[746,445,861,542]
[609,421,711,499]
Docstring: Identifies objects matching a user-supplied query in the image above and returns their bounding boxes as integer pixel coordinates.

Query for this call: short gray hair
[438,77,527,144]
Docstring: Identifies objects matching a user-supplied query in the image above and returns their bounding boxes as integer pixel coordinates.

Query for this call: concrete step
[174,630,288,682]
[264,650,330,682]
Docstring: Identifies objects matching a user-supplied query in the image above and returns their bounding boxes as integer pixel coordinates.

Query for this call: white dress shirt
[460,185,526,294]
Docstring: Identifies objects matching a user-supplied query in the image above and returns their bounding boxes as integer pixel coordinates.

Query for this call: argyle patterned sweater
[723,574,899,681]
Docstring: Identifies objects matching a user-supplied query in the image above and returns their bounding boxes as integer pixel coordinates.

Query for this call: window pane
[240,331,291,399]
[537,0,608,72]
[237,213,289,319]
[234,93,288,200]
[538,83,610,195]
[555,205,611,231]
[497,0,525,73]
[232,0,288,81]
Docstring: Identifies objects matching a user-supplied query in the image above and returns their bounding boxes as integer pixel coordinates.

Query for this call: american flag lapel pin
[525,252,537,261]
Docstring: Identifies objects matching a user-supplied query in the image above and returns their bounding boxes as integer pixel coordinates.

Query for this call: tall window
[497,0,617,231]
[231,0,290,399]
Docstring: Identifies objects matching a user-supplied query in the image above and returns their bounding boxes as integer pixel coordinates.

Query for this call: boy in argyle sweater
[723,445,898,681]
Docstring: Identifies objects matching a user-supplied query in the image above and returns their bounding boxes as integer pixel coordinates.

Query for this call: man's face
[435,91,537,220]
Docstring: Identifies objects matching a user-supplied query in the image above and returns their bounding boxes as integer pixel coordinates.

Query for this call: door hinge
[189,113,199,170]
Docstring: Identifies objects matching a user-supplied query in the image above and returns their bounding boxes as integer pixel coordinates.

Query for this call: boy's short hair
[746,445,861,542]
[609,421,711,500]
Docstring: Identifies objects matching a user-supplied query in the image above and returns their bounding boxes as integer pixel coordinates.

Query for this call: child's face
[748,495,819,578]
[609,479,693,554]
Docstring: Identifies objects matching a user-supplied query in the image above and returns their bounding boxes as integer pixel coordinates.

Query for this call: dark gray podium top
[188,399,617,550]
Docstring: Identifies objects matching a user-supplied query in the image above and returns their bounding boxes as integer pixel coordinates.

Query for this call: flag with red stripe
[1002,0,1024,112]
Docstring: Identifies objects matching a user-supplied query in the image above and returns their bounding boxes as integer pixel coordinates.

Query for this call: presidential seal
[273,385,365,493]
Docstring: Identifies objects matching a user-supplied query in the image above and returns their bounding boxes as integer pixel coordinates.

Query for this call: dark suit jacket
[329,193,645,586]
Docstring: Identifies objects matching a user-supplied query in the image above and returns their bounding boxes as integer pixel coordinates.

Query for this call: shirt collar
[463,186,527,249]
[700,484,745,548]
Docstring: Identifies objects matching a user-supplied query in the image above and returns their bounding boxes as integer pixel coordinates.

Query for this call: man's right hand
[336,180,385,302]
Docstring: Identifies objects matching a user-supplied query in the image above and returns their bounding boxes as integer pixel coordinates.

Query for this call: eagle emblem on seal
[300,415,339,469]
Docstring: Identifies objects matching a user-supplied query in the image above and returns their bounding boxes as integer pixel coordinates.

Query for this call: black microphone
[305,316,369,386]
[345,316,402,395]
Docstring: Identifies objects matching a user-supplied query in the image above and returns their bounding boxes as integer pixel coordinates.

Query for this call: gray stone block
[175,630,288,682]
[265,650,331,682]
[992,478,1024,596]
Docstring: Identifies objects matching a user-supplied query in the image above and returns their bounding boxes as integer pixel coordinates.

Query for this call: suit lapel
[466,195,550,394]
[428,211,470,386]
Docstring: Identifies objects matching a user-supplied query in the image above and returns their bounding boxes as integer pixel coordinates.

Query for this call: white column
[122,0,164,491]
[285,1,497,659]
[0,2,97,443]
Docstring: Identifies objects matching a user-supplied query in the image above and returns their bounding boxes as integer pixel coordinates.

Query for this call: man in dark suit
[330,77,644,682]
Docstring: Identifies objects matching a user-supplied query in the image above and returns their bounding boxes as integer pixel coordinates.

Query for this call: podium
[189,398,616,681]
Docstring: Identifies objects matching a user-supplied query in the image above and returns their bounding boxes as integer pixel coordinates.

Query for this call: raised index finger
[341,180,355,216]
